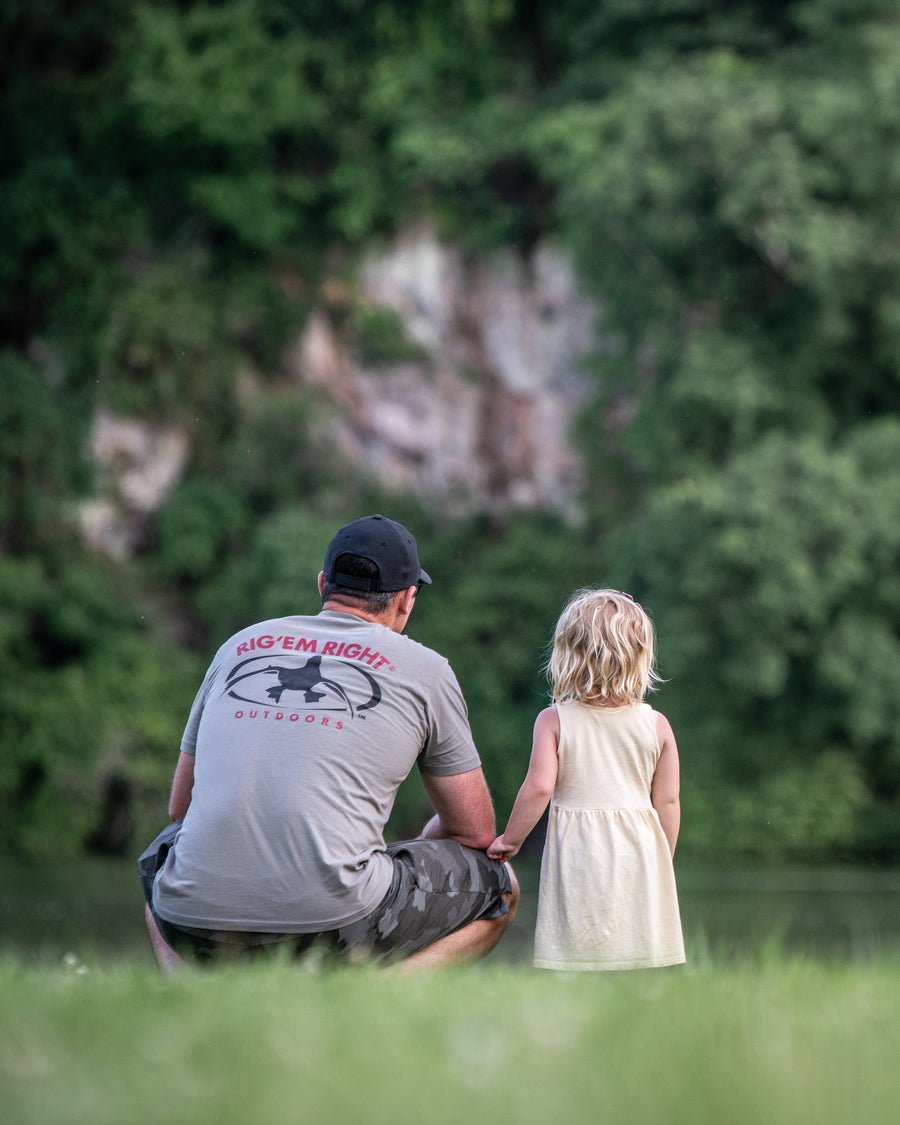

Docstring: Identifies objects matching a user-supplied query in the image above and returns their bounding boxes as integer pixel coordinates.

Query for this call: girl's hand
[487,834,519,861]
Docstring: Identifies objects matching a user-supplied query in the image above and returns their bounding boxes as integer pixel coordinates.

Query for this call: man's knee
[498,862,520,929]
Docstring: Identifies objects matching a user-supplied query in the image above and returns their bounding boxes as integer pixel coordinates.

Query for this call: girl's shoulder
[650,707,675,743]
[535,704,560,733]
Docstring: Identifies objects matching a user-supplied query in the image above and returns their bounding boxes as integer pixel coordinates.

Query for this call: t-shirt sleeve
[179,661,219,756]
[417,662,482,776]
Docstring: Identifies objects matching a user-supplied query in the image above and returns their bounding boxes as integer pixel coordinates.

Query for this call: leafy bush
[0,552,202,858]
[681,751,869,861]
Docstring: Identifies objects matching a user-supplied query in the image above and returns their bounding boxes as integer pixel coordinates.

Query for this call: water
[0,856,150,965]
[2,857,899,966]
[676,864,900,962]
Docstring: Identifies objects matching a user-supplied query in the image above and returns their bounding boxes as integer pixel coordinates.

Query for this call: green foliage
[0,2,144,374]
[196,506,336,634]
[3,0,900,863]
[155,477,251,584]
[607,423,900,856]
[126,1,326,250]
[352,304,429,368]
[122,0,534,249]
[0,354,90,550]
[627,426,900,710]
[682,751,869,861]
[0,551,202,858]
[96,252,240,419]
[533,16,900,468]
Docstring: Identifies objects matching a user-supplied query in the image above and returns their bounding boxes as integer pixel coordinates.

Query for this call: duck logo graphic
[224,654,382,718]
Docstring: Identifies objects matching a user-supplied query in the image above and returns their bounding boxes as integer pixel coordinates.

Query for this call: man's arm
[419,767,497,850]
[169,751,195,821]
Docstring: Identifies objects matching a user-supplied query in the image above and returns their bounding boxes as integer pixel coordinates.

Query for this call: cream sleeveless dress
[534,700,685,971]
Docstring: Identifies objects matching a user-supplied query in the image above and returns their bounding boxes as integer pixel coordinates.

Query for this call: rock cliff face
[289,224,598,516]
[82,226,599,557]
[79,409,191,559]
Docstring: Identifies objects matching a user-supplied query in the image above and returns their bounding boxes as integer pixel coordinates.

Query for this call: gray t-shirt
[153,610,481,931]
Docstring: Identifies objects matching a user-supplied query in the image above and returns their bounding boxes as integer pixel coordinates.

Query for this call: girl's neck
[574,695,636,710]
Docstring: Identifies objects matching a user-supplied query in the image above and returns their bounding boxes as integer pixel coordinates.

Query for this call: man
[139,514,518,970]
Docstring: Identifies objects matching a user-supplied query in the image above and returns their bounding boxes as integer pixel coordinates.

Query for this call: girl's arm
[487,707,559,861]
[651,710,680,858]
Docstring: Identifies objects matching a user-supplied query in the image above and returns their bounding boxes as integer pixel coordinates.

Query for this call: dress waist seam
[550,804,654,813]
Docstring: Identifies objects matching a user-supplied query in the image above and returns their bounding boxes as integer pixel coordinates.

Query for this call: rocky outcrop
[288,224,598,517]
[79,410,190,559]
[81,226,600,558]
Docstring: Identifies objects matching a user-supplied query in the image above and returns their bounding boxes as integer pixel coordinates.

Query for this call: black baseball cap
[323,514,432,593]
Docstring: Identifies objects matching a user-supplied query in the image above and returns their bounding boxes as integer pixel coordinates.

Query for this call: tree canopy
[2,0,900,860]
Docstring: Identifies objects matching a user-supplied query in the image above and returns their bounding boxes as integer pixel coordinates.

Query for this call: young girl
[488,589,685,971]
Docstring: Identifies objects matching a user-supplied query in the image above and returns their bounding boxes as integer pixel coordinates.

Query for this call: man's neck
[321,598,381,622]
[321,599,405,633]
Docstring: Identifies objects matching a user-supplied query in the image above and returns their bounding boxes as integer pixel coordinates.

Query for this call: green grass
[2,953,899,1125]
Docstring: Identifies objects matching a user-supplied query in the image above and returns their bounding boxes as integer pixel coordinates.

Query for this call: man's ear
[398,585,418,617]
[317,571,325,594]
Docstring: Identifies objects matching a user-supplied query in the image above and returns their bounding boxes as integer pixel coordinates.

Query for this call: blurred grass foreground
[3,857,900,1124]
[2,955,899,1125]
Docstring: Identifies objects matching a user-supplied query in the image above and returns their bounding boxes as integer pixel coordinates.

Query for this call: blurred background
[2,0,900,963]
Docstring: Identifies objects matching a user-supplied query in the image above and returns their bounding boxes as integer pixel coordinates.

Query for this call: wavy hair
[546,588,662,705]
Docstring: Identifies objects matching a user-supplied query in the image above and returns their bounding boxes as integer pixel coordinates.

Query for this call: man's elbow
[464,827,497,851]
[446,819,496,851]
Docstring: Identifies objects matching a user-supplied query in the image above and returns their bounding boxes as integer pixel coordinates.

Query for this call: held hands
[487,834,520,861]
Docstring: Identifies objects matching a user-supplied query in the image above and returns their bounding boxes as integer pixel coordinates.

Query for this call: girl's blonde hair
[546,588,661,705]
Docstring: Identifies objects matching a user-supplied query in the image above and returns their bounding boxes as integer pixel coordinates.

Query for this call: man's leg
[145,903,185,974]
[395,863,519,972]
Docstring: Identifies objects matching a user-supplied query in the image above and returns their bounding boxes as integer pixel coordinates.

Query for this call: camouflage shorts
[338,838,512,961]
[140,830,511,965]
